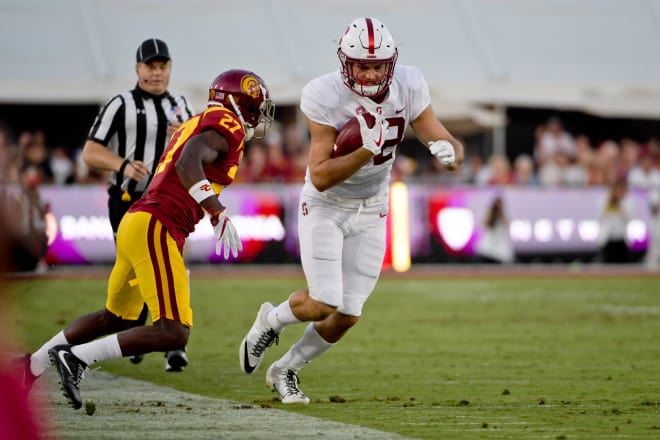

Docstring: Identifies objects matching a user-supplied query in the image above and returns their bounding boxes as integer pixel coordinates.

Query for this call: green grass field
[7,274,660,439]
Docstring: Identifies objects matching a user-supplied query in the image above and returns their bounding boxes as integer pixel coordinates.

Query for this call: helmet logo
[240,75,261,99]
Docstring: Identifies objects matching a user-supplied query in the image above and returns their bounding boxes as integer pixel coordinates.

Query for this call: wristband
[188,179,215,204]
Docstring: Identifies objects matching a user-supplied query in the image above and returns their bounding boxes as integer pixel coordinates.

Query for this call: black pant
[107,191,143,234]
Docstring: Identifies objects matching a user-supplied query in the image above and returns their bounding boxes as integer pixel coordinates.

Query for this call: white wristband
[188,179,215,204]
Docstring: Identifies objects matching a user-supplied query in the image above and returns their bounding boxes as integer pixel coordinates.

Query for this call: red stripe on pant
[147,215,167,319]
[159,222,179,321]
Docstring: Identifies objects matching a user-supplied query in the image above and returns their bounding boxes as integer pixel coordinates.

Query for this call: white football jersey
[300,65,431,199]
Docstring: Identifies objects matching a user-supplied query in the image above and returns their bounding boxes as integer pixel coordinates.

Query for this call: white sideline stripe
[35,369,411,440]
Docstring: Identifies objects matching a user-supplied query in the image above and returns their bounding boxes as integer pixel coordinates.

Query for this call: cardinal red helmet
[208,69,275,138]
[337,17,398,98]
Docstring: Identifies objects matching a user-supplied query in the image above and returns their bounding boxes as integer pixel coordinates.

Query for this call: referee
[82,38,194,372]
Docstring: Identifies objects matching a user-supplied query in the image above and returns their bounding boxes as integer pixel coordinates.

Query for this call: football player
[239,17,464,404]
[21,69,274,409]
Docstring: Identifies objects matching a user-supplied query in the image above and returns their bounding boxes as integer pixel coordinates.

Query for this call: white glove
[210,210,243,259]
[429,140,456,167]
[358,111,389,155]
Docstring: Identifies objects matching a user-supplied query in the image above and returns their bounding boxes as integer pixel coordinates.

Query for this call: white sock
[274,323,333,371]
[267,300,301,333]
[30,330,68,376]
[71,334,123,366]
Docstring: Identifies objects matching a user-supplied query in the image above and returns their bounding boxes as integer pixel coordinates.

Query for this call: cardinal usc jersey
[300,65,431,199]
[129,106,245,251]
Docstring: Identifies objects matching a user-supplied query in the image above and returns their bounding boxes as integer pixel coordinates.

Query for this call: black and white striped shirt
[88,85,194,196]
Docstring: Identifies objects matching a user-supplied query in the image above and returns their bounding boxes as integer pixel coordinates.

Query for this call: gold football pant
[106,211,192,327]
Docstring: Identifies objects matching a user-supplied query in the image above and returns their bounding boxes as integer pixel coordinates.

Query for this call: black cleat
[129,353,145,364]
[48,344,88,410]
[165,348,188,372]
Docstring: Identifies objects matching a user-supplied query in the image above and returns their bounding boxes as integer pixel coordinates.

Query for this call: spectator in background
[475,195,514,264]
[11,169,48,272]
[595,140,620,185]
[20,131,53,185]
[0,128,21,184]
[537,148,587,187]
[644,190,660,270]
[236,140,270,183]
[0,138,48,273]
[574,134,593,158]
[512,154,537,186]
[282,123,309,183]
[569,135,600,186]
[628,149,660,192]
[464,154,489,186]
[485,154,512,186]
[563,156,587,186]
[264,127,293,182]
[619,138,640,180]
[647,138,660,163]
[534,116,576,167]
[49,146,75,185]
[73,147,106,184]
[583,149,608,186]
[598,180,631,263]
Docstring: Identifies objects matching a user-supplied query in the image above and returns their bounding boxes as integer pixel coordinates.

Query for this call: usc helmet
[337,17,398,98]
[208,69,275,140]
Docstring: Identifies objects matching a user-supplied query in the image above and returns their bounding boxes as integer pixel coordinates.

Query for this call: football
[332,113,375,157]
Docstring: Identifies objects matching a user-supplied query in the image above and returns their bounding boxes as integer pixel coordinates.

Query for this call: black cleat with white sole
[48,344,88,410]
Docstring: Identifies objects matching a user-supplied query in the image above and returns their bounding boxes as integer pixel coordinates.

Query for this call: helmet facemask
[337,17,398,98]
[338,51,397,98]
[227,89,275,141]
[207,69,275,141]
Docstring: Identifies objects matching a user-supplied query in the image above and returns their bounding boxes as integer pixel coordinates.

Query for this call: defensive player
[22,69,274,409]
[239,17,464,404]
[82,38,194,370]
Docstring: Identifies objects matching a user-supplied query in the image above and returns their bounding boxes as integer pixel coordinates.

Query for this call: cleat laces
[283,369,305,398]
[251,329,279,357]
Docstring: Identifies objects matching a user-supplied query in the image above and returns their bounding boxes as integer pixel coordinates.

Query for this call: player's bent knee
[307,297,337,321]
[290,289,337,321]
[154,319,190,349]
[98,309,130,332]
[336,313,360,330]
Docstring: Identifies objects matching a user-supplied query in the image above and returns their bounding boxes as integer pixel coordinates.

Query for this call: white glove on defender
[211,210,243,259]
[358,111,389,155]
[429,140,456,167]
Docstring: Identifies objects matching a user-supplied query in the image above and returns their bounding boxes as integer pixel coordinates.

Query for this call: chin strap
[228,95,253,141]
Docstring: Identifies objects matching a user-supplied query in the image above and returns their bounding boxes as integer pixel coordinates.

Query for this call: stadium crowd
[2,116,659,194]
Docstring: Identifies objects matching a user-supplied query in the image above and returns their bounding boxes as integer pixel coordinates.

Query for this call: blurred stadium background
[1,0,660,271]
